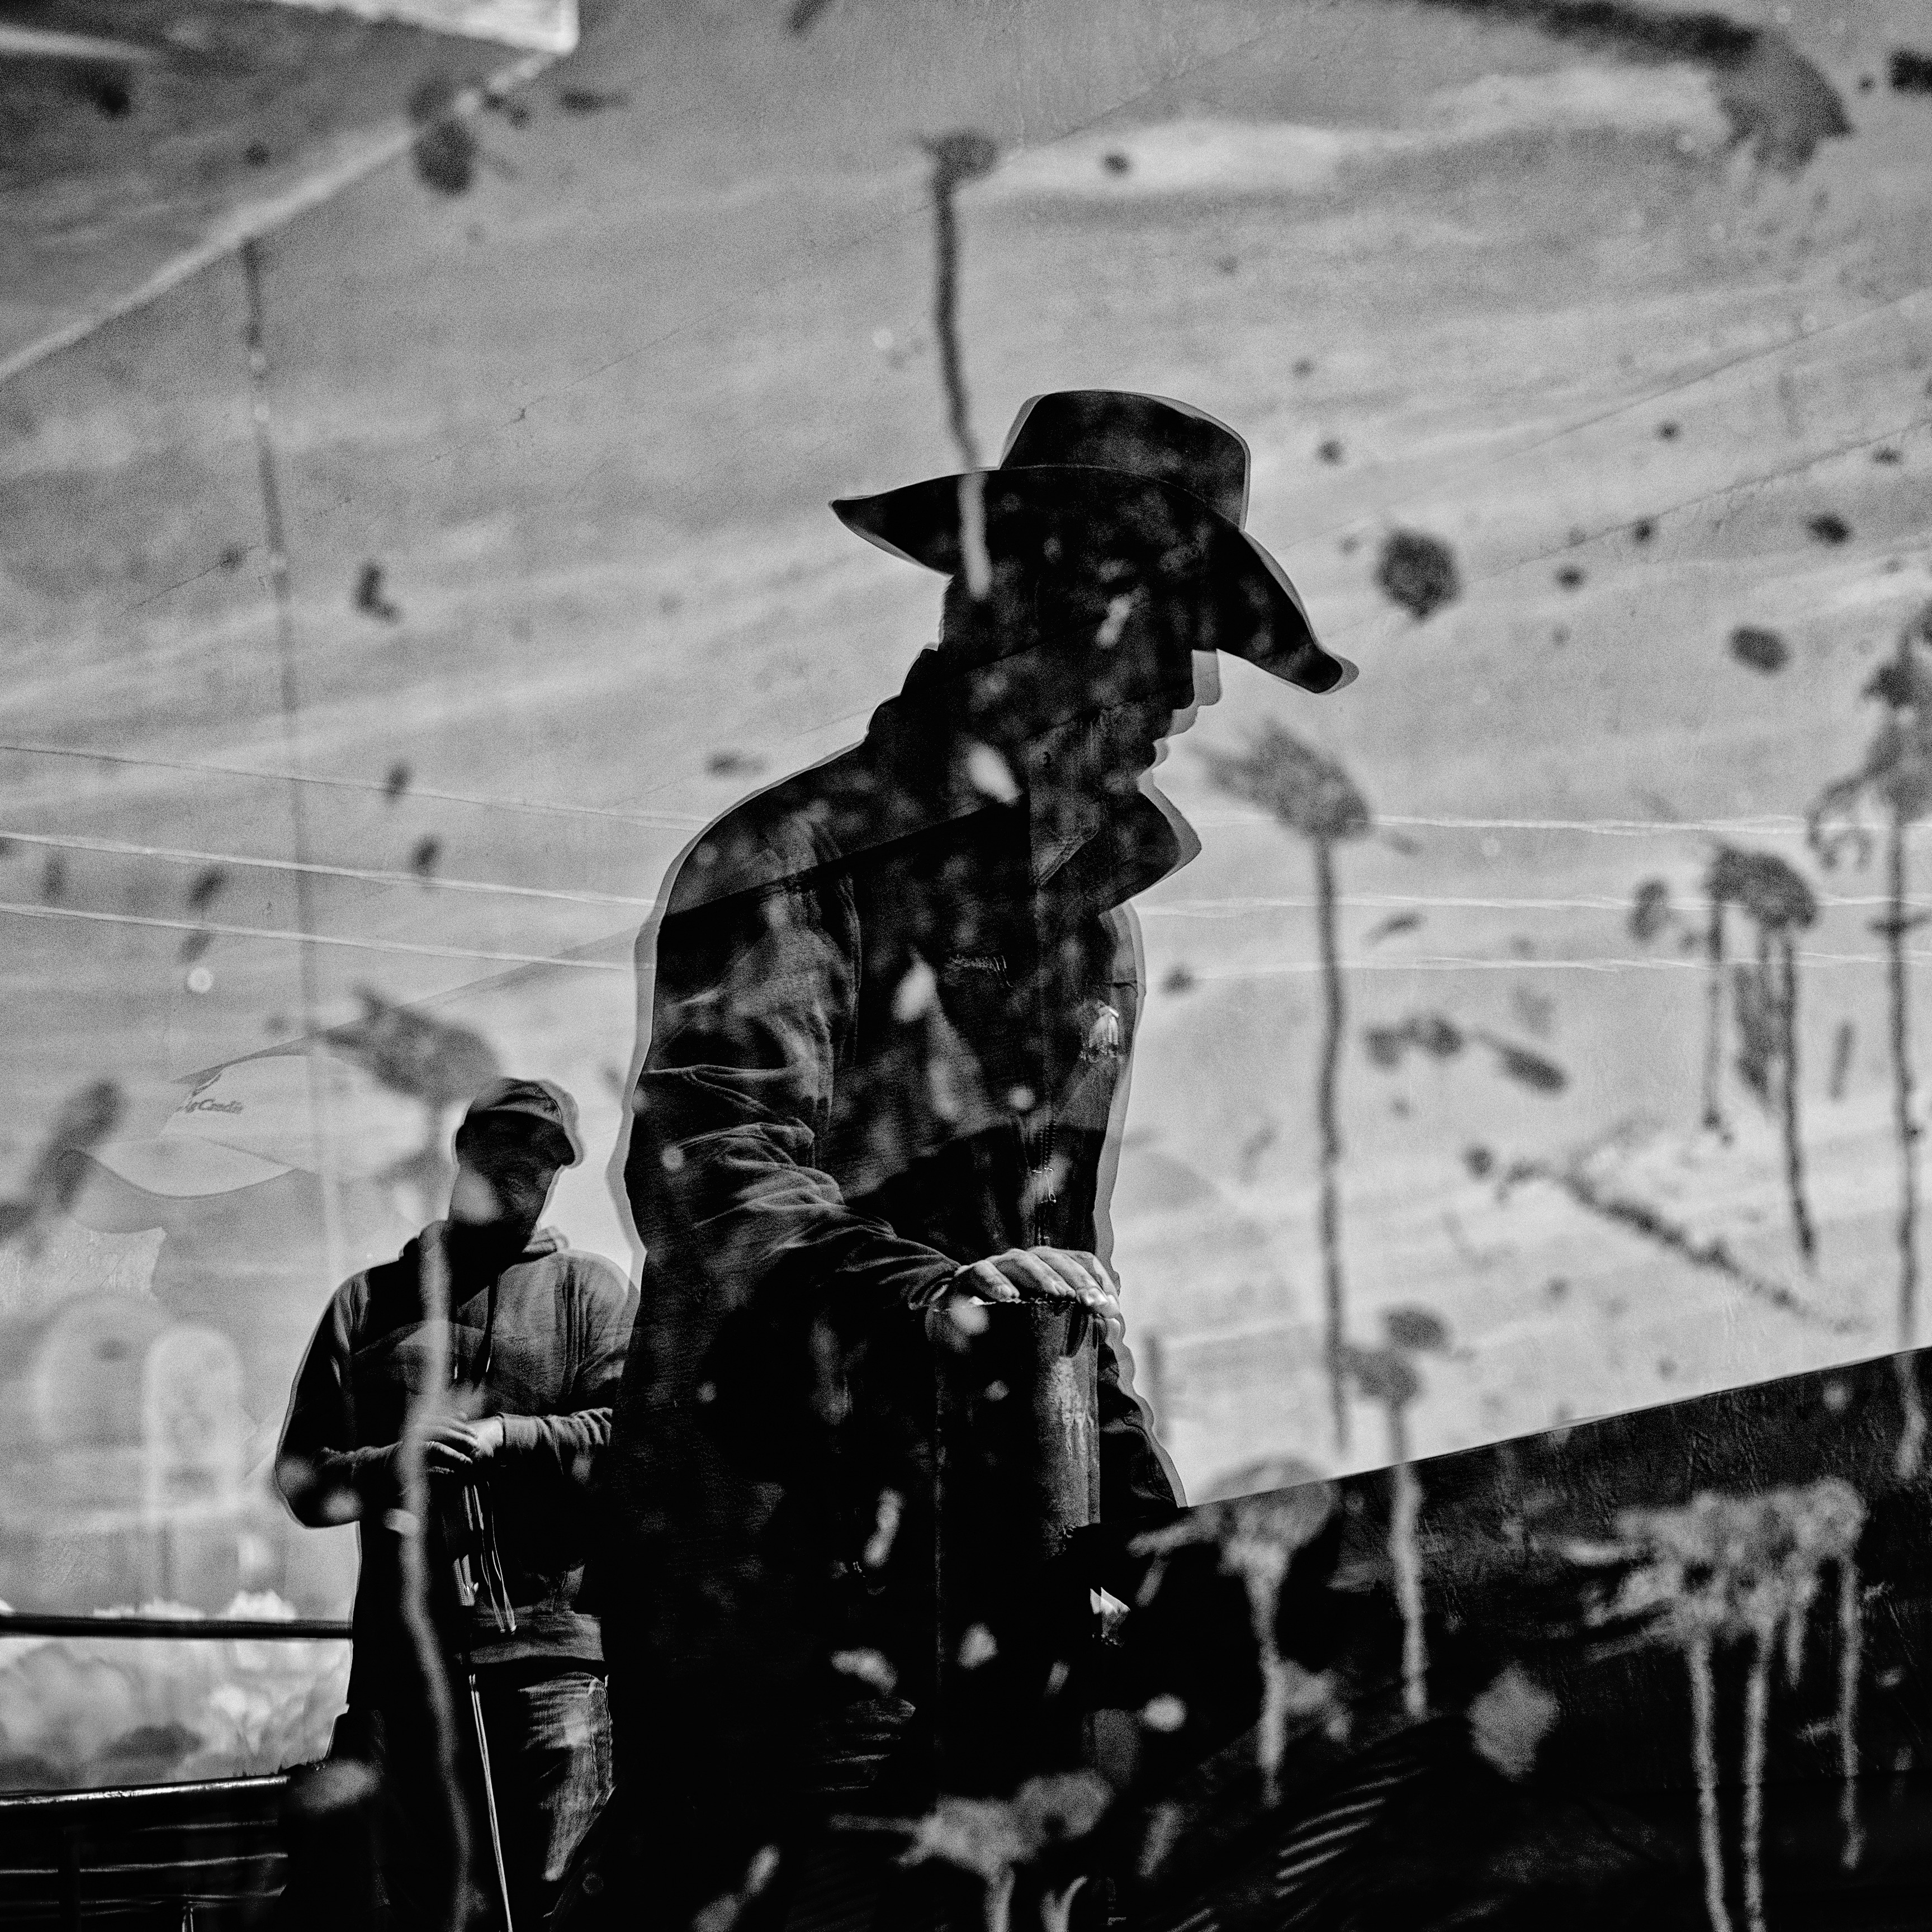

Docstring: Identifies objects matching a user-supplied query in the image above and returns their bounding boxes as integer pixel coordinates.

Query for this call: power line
[34,382,1926,769]
[0,738,709,832]
[1145,891,1932,917]
[1371,815,1813,835]
[1192,948,1932,978]
[4,776,1926,944]
[0,896,629,972]
[0,826,660,911]
[2,735,1905,846]
[24,818,1929,920]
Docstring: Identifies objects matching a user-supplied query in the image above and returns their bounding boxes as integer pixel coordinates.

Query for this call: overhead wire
[0,826,661,911]
[0,737,707,831]
[16,818,1932,917]
[7,22,1924,1057]
[6,391,1924,864]
[0,896,629,972]
[240,236,345,1289]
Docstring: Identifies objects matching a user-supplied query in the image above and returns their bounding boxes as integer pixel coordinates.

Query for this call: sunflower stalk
[1807,603,1932,1474]
[924,131,998,599]
[1705,845,1819,1267]
[1201,724,1372,1452]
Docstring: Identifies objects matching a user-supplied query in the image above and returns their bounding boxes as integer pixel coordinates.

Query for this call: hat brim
[831,465,1356,697]
[86,1137,295,1199]
[455,1108,583,1169]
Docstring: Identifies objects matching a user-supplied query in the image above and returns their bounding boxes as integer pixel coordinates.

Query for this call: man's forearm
[274,1441,397,1527]
[1097,1341,1182,1521]
[630,1106,962,1326]
[495,1407,609,1488]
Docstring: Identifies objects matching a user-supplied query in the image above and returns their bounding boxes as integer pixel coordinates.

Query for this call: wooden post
[930,1302,1100,1796]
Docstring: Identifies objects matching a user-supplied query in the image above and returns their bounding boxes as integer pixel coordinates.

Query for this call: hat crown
[999,391,1251,529]
[460,1077,583,1166]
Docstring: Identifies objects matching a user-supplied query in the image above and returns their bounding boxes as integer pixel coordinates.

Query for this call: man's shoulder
[521,1237,633,1310]
[329,1238,422,1343]
[665,747,876,920]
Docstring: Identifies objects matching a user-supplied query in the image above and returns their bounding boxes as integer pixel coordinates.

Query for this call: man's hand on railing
[951,1246,1125,1345]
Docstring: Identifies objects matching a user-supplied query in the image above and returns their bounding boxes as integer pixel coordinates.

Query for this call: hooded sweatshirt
[277,1223,633,1700]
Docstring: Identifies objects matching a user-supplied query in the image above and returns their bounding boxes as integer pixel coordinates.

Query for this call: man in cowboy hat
[277,1077,633,1930]
[588,391,1353,1928]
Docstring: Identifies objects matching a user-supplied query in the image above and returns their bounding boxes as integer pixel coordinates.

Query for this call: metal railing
[0,1609,349,1924]
[0,1614,349,1644]
[0,1772,295,1930]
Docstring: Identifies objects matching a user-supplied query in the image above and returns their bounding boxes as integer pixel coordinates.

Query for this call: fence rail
[0,1771,293,1931]
[0,1614,350,1642]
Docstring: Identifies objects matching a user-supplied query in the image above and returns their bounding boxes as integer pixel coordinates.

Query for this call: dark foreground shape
[0,1773,288,1929]
[555,1347,1932,1931]
[1092,1343,1932,1932]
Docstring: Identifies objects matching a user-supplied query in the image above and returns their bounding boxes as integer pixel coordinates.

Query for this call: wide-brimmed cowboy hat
[831,390,1355,695]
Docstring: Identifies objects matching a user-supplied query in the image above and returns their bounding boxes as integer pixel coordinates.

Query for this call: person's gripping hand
[420,1414,506,1476]
[952,1246,1125,1347]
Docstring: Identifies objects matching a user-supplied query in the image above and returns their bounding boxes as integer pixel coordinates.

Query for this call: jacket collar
[872,648,1197,916]
[405,1220,565,1295]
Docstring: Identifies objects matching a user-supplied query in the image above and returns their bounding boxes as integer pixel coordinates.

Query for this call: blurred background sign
[259,0,576,53]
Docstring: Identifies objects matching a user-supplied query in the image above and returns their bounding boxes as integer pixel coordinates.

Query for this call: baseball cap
[456,1078,584,1168]
[86,1053,427,1199]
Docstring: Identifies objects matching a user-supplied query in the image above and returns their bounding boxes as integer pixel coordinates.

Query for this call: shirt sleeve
[627,856,964,1336]
[1097,1336,1182,1522]
[273,1281,396,1528]
[494,1259,637,1491]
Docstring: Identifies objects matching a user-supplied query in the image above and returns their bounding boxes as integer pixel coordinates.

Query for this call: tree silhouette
[0,1078,122,1251]
[324,987,501,1221]
[1699,866,1732,1141]
[1341,1305,1450,1720]
[1704,846,1820,1264]
[1133,1485,1341,1806]
[922,130,998,599]
[1809,600,1932,1474]
[1201,724,1373,1451]
[888,1771,1112,1932]
[1581,1481,1865,1932]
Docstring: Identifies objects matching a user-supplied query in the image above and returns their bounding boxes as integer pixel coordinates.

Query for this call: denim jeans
[329,1664,613,1931]
[475,1668,614,1929]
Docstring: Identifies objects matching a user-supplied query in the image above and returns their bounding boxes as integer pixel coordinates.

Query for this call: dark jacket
[600,648,1183,1693]
[277,1224,633,1701]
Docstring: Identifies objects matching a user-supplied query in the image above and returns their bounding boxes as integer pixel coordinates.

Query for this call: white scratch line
[1144,892,1926,917]
[0,827,657,910]
[0,52,558,392]
[0,898,628,970]
[1192,811,1826,837]
[0,740,704,832]
[1192,949,1932,977]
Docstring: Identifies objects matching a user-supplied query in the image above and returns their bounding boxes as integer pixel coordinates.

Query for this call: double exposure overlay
[2,1,1930,1926]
